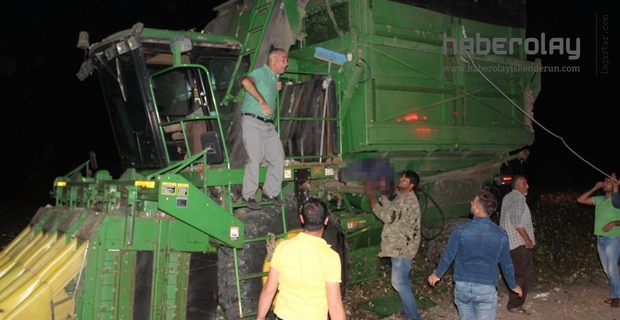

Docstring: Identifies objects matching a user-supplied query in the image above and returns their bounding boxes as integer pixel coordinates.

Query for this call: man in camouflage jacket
[366,170,421,320]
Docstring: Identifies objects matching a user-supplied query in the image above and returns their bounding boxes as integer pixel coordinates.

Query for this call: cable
[418,188,445,241]
[459,26,617,182]
[358,57,372,84]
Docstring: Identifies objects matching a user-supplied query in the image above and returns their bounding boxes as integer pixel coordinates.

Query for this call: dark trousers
[507,245,533,309]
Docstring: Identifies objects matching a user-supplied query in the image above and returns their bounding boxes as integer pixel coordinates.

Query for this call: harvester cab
[76,24,240,171]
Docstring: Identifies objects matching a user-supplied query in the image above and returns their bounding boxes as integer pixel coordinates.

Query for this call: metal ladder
[223,178,288,318]
[222,0,278,105]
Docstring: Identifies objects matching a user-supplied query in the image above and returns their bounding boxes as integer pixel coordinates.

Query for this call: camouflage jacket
[372,191,421,259]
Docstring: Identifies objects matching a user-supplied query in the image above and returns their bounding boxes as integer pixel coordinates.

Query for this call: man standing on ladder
[240,48,288,210]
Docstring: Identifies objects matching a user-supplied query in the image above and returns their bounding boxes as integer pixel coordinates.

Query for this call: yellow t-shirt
[270,232,342,320]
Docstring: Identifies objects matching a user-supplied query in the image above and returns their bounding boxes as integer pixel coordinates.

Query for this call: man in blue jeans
[577,175,620,308]
[366,170,422,319]
[428,190,522,320]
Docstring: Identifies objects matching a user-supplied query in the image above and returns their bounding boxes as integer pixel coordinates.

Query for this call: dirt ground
[345,273,620,320]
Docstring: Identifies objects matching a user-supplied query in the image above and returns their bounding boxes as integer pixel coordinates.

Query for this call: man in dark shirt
[428,190,522,319]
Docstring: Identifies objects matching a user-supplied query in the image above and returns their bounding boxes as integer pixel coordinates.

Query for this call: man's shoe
[261,194,282,206]
[244,198,261,210]
[611,298,620,308]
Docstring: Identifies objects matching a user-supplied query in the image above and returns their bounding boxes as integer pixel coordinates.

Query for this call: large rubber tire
[218,208,283,320]
[321,216,349,295]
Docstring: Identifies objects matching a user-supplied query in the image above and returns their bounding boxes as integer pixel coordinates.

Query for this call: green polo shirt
[593,196,620,236]
[241,64,277,119]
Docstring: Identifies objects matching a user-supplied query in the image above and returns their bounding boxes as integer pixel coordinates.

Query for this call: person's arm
[507,196,534,249]
[515,227,534,249]
[326,282,346,320]
[428,228,459,287]
[365,183,392,223]
[603,220,620,232]
[498,235,522,297]
[241,76,271,117]
[256,267,279,320]
[577,182,603,206]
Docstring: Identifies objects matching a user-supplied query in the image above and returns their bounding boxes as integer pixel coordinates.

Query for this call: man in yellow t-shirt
[256,198,346,320]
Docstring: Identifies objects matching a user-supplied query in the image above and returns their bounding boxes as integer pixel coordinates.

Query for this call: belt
[243,112,273,123]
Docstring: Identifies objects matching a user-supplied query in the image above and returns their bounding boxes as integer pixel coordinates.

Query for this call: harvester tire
[218,209,282,320]
[321,215,349,295]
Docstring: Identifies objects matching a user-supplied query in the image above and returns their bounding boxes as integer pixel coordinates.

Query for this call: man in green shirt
[578,175,620,308]
[240,48,288,209]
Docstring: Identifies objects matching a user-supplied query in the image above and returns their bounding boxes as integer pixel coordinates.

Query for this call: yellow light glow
[135,180,156,188]
[56,181,67,187]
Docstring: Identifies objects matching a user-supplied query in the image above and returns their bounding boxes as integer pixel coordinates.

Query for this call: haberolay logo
[443,33,581,60]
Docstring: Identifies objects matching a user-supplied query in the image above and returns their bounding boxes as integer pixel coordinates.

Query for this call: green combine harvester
[0,0,540,319]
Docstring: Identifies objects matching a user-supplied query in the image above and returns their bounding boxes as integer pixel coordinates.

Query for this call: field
[345,191,616,319]
[2,191,616,319]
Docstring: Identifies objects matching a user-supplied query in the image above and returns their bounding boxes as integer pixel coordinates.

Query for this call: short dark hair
[400,170,420,188]
[301,198,328,231]
[511,175,526,189]
[477,190,498,215]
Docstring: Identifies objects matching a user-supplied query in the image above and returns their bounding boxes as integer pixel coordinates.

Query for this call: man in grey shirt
[499,175,534,314]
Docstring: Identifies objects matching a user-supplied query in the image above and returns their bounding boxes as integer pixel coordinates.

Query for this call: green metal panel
[290,0,538,175]
[117,251,137,320]
[157,174,245,248]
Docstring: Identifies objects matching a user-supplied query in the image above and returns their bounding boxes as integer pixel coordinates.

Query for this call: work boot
[244,198,261,210]
[261,194,282,206]
[611,298,620,308]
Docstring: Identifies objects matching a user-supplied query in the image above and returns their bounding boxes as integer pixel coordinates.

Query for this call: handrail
[146,148,208,180]
[148,64,231,168]
[64,160,90,179]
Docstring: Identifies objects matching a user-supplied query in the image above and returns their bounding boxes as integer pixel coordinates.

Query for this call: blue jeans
[391,257,419,319]
[597,236,620,298]
[454,281,497,320]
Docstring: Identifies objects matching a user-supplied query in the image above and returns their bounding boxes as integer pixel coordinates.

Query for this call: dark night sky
[0,0,615,212]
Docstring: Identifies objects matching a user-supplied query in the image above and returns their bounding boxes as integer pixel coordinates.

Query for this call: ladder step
[232,198,276,209]
[241,310,258,318]
[239,271,268,281]
[245,233,286,244]
[246,26,265,35]
[254,3,273,12]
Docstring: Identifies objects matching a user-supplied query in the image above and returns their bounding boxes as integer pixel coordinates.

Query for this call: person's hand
[594,181,604,189]
[524,238,534,249]
[277,80,283,91]
[603,222,617,232]
[512,285,523,298]
[365,182,375,195]
[259,100,271,117]
[427,272,440,287]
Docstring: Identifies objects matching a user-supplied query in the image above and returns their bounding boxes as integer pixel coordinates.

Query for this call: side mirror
[89,151,98,171]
